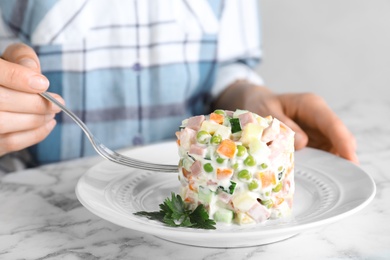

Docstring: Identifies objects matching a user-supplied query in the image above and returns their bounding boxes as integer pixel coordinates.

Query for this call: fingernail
[28,75,49,90]
[19,58,39,69]
[294,132,307,149]
[351,153,360,165]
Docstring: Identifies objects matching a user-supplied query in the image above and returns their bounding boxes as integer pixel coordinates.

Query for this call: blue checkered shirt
[0,0,263,169]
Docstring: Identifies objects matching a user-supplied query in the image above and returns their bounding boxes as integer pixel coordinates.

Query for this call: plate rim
[76,142,376,244]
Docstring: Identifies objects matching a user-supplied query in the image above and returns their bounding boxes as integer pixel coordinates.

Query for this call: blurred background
[257,0,390,108]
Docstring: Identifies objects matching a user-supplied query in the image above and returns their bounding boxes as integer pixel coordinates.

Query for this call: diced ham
[189,144,206,157]
[218,192,232,204]
[238,112,257,128]
[190,160,202,176]
[186,115,205,131]
[177,128,197,150]
[279,121,295,137]
[283,179,291,194]
[286,197,293,209]
[261,118,280,143]
[247,202,270,223]
[225,110,234,117]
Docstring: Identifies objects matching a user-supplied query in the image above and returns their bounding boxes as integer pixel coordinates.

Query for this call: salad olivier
[175,109,295,225]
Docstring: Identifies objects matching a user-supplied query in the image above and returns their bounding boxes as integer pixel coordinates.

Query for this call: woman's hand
[0,43,64,156]
[213,80,359,163]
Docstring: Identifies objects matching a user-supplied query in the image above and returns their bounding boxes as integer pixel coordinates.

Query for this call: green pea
[272,182,282,192]
[248,180,259,190]
[232,163,239,170]
[260,163,268,169]
[236,145,247,157]
[216,157,225,164]
[214,109,225,115]
[260,199,274,209]
[244,155,256,167]
[237,169,251,181]
[210,134,222,145]
[197,130,211,144]
[203,163,214,173]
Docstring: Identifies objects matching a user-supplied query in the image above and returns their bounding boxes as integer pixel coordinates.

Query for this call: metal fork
[39,92,178,172]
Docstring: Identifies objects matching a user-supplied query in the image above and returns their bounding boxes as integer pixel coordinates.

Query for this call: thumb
[1,43,49,93]
[274,114,308,150]
[2,43,41,72]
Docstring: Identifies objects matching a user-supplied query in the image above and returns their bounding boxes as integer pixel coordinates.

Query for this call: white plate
[76,141,376,248]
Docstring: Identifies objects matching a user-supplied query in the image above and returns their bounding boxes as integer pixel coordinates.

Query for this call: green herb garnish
[134,193,216,230]
[218,181,237,195]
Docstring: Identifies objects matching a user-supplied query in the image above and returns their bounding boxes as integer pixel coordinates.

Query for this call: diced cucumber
[229,118,241,133]
[213,208,233,224]
[182,157,193,171]
[198,186,215,204]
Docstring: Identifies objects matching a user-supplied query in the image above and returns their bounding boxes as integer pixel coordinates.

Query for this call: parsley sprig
[135,193,216,230]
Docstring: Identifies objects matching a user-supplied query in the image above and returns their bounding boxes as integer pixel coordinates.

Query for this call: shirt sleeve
[212,0,264,99]
[0,150,35,174]
[0,5,21,53]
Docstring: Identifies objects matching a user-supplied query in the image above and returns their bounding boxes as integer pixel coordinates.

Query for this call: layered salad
[175,109,295,225]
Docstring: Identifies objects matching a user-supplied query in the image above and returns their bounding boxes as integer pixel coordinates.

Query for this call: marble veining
[1,97,390,260]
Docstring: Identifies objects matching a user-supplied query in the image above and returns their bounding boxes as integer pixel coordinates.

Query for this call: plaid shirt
[0,0,263,171]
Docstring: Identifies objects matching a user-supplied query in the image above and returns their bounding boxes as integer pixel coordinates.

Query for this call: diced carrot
[216,139,236,158]
[189,181,197,192]
[210,112,224,124]
[176,139,180,146]
[285,164,293,177]
[182,167,191,178]
[184,197,194,203]
[217,168,233,180]
[274,197,285,207]
[259,172,276,188]
[280,123,287,133]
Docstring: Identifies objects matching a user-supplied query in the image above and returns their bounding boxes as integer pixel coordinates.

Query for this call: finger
[0,86,62,114]
[0,111,55,134]
[2,43,41,72]
[275,113,309,150]
[300,94,359,163]
[0,119,57,156]
[325,118,359,163]
[0,43,49,93]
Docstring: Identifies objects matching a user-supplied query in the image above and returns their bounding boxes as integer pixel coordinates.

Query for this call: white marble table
[1,97,389,260]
